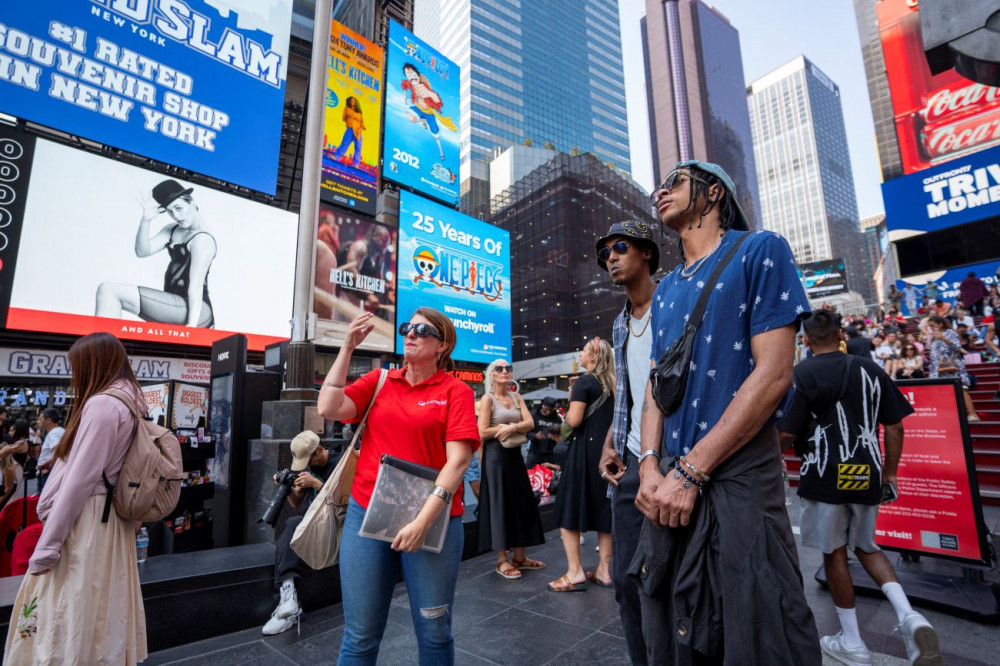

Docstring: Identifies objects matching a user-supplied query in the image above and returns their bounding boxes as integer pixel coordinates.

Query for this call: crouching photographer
[262,431,335,636]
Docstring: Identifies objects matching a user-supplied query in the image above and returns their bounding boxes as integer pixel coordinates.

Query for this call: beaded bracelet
[679,457,710,483]
[672,459,705,494]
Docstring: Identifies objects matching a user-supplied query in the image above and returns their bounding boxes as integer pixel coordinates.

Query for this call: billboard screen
[320,21,383,215]
[382,21,460,206]
[315,205,397,352]
[877,0,1000,175]
[797,259,848,298]
[1,123,296,351]
[0,0,292,194]
[396,191,510,363]
[876,380,990,565]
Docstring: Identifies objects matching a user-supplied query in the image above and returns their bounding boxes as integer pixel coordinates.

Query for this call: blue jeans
[338,497,464,666]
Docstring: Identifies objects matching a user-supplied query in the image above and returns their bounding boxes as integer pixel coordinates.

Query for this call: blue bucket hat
[672,160,751,231]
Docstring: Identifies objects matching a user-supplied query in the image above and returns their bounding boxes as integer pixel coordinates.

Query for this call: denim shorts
[799,498,880,554]
[463,455,481,482]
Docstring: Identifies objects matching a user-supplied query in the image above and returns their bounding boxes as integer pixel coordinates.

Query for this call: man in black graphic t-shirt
[778,311,941,666]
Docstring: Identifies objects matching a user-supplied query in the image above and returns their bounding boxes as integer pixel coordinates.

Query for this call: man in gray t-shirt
[36,408,64,493]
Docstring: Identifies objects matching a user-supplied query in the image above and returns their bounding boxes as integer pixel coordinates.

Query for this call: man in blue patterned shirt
[628,161,821,664]
[594,220,658,665]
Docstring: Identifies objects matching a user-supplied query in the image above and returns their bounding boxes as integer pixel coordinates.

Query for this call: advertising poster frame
[0,0,293,194]
[877,0,1000,175]
[797,258,849,299]
[396,191,510,364]
[876,378,991,567]
[0,122,297,352]
[320,21,383,215]
[382,20,461,207]
[314,204,398,352]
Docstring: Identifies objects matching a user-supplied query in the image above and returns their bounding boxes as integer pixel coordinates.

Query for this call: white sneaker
[262,607,300,636]
[897,611,943,666]
[820,632,872,666]
[276,581,300,619]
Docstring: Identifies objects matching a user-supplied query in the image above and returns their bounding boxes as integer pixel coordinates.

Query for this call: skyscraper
[413,0,631,213]
[747,56,873,304]
[642,0,760,229]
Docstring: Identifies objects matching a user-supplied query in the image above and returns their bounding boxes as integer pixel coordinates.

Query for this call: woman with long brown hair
[5,332,147,665]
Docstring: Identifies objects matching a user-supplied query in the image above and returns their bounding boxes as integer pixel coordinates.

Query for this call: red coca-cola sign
[878,0,1000,173]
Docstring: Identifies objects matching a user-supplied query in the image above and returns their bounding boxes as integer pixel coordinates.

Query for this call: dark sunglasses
[649,169,712,204]
[493,364,512,373]
[598,240,630,262]
[398,322,443,340]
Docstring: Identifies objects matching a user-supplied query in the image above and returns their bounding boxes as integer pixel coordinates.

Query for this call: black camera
[259,469,300,527]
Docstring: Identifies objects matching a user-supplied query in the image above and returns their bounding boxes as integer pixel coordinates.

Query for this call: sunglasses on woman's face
[598,240,630,262]
[493,365,512,374]
[398,322,443,340]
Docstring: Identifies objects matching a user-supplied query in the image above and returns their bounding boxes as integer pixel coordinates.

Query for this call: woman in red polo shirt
[317,308,480,666]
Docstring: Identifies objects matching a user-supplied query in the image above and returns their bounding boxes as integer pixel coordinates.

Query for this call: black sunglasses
[649,170,712,204]
[598,240,630,262]
[493,364,512,373]
[398,322,443,340]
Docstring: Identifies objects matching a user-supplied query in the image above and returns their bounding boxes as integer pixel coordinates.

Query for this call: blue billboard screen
[396,192,510,363]
[882,144,1000,235]
[382,21,460,206]
[0,0,292,194]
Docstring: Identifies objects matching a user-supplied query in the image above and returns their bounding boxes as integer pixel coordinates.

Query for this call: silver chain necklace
[679,234,725,279]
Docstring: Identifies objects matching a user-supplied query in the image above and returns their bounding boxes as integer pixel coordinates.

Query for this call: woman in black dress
[548,338,614,592]
[477,359,546,580]
[96,179,217,328]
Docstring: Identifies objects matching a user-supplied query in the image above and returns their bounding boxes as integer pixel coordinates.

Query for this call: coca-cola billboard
[878,0,1000,174]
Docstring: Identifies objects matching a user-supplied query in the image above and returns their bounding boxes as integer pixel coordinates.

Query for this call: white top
[626,311,654,458]
[38,426,65,467]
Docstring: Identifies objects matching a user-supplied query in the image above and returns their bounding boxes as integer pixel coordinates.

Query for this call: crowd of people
[0,161,953,666]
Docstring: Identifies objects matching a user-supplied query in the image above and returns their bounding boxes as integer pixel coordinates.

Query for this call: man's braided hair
[673,166,741,261]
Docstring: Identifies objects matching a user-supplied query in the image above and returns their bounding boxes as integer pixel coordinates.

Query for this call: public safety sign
[396,191,510,363]
[876,380,991,565]
[0,0,293,194]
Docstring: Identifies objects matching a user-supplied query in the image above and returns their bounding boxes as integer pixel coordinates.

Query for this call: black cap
[541,397,557,407]
[595,220,660,274]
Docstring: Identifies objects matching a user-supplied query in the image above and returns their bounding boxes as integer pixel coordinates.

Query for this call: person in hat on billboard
[629,161,821,663]
[262,431,334,636]
[95,179,217,328]
[592,218,659,664]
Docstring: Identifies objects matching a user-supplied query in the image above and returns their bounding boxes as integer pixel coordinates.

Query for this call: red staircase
[784,318,1000,507]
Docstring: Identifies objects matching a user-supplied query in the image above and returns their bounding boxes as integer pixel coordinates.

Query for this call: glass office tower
[747,56,874,304]
[414,0,632,212]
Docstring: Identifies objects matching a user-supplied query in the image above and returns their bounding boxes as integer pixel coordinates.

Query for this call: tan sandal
[495,561,522,580]
[547,574,587,593]
[511,556,546,570]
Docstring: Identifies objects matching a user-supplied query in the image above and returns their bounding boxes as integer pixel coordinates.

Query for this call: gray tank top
[489,393,522,427]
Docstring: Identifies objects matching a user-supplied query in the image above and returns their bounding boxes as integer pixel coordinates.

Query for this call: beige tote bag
[290,369,387,569]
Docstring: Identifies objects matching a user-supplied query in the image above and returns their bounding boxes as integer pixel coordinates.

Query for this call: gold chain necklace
[628,309,651,337]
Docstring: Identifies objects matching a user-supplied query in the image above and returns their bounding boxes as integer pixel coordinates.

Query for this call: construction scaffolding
[474,152,680,362]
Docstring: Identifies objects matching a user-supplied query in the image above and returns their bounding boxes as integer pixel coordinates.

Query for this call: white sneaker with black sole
[898,611,943,666]
[262,581,302,636]
[820,632,872,666]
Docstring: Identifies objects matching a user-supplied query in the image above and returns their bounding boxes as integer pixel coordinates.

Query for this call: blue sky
[619,0,886,219]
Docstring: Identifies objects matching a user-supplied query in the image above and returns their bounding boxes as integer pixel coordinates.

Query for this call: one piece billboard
[0,0,293,194]
[877,0,1000,175]
[320,21,383,215]
[382,21,460,207]
[314,205,397,352]
[396,191,510,363]
[0,122,295,351]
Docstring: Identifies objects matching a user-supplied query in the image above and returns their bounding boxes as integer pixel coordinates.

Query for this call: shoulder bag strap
[687,232,751,333]
[583,389,608,421]
[349,369,388,453]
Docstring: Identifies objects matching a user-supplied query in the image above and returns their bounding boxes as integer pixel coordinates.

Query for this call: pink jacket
[29,381,148,574]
